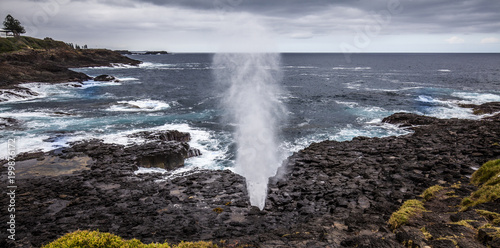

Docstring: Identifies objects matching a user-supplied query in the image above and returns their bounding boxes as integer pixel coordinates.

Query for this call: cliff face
[0,37,141,87]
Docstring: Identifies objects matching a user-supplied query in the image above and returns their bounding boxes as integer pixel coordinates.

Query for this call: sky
[1,0,499,53]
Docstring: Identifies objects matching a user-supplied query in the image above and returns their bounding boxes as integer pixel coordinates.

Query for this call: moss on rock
[461,159,500,210]
[471,159,500,186]
[388,199,426,229]
[420,185,444,201]
[42,230,217,248]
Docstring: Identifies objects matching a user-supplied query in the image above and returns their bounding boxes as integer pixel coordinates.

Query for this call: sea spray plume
[214,52,286,209]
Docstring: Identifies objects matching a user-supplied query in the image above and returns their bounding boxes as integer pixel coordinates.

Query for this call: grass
[0,36,69,53]
[451,220,477,230]
[461,159,500,210]
[476,210,500,225]
[420,185,444,201]
[480,224,500,239]
[420,226,433,240]
[388,199,426,229]
[470,159,500,186]
[42,230,217,248]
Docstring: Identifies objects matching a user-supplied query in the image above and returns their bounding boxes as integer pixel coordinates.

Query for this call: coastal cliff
[1,103,499,247]
[0,36,140,87]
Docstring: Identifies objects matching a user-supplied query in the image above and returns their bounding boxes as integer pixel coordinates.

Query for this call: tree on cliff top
[3,14,26,37]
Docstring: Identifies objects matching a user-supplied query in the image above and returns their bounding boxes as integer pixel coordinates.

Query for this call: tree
[3,14,26,38]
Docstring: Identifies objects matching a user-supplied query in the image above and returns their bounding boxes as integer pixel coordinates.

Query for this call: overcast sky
[1,0,499,52]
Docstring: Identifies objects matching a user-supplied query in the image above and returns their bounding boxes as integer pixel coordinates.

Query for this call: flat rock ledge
[1,105,500,247]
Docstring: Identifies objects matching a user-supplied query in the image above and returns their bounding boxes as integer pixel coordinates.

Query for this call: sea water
[1,53,499,174]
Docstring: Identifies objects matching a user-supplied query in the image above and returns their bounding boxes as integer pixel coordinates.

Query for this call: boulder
[94,74,116,81]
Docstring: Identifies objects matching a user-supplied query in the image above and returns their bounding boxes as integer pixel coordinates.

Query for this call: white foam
[284,66,317,69]
[0,133,52,159]
[335,101,359,108]
[138,62,174,69]
[452,92,500,104]
[333,67,371,70]
[106,99,172,112]
[83,63,139,69]
[345,81,363,90]
[115,77,139,81]
[331,123,410,141]
[438,69,451,72]
[416,95,451,105]
[422,106,478,120]
[80,81,122,88]
[0,83,62,103]
[0,110,53,119]
[416,92,500,119]
[152,123,229,170]
[1,81,123,104]
[134,167,168,174]
[363,86,423,92]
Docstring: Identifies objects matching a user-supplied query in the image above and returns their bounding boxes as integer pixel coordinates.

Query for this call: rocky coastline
[0,37,141,103]
[1,103,499,247]
[0,47,140,87]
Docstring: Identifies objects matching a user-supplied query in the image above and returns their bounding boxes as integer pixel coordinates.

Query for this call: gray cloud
[2,0,499,51]
[92,0,499,35]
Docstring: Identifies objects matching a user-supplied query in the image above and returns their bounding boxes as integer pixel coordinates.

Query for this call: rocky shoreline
[0,39,141,103]
[0,102,499,247]
[0,48,140,87]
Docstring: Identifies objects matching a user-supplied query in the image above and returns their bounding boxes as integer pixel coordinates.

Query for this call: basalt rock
[460,102,500,115]
[0,47,140,87]
[128,130,192,143]
[0,117,22,129]
[93,74,116,82]
[0,86,40,102]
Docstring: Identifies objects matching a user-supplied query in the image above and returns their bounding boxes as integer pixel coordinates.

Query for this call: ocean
[1,53,499,173]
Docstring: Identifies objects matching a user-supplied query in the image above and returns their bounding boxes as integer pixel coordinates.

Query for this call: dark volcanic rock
[128,130,192,143]
[0,48,140,87]
[460,102,500,115]
[382,112,439,126]
[1,112,499,247]
[0,117,22,129]
[66,137,200,171]
[0,86,40,102]
[144,51,168,55]
[93,74,116,82]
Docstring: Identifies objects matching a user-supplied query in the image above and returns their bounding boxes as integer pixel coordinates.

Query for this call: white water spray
[214,52,286,209]
[212,16,287,209]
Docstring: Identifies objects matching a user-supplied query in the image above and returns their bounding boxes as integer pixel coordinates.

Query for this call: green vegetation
[450,181,462,189]
[452,220,477,230]
[42,230,218,248]
[420,185,444,201]
[420,226,432,240]
[461,159,500,210]
[471,159,500,186]
[476,210,500,225]
[479,224,500,239]
[388,199,426,229]
[0,36,70,53]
